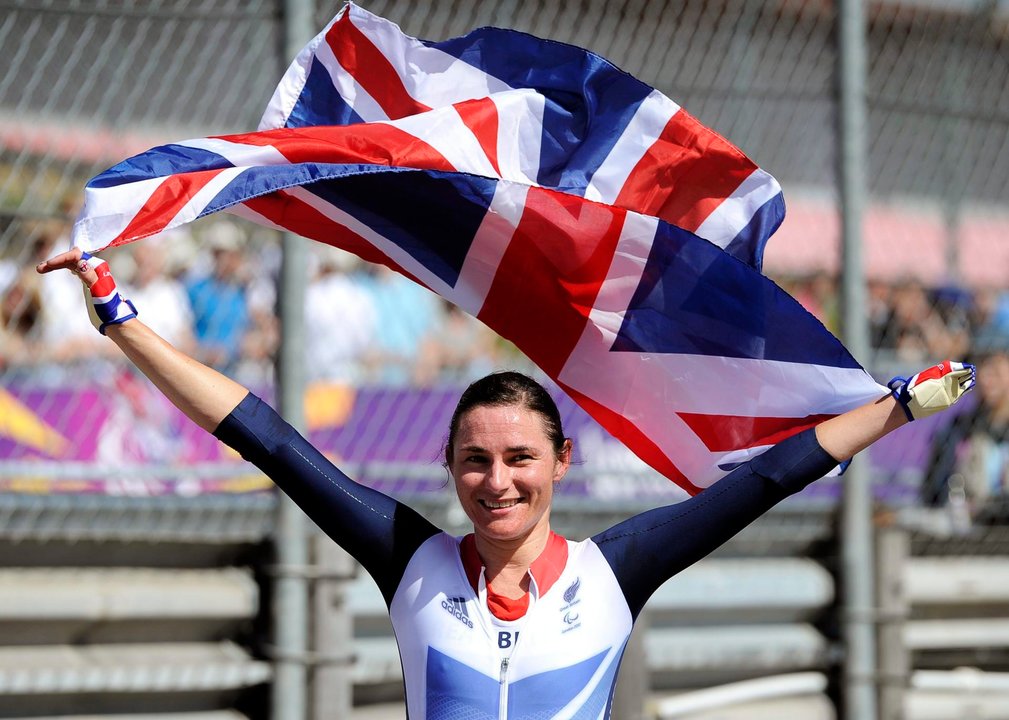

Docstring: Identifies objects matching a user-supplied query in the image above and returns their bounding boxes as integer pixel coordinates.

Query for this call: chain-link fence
[2,1,1008,719]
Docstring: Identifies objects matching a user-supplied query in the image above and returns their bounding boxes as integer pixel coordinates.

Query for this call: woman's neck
[474,525,552,599]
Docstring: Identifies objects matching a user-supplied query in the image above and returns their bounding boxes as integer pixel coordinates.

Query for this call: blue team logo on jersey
[563,577,581,604]
[560,577,583,633]
[441,595,474,629]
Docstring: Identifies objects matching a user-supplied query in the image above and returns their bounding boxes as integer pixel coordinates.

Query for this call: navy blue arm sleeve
[213,393,441,605]
[591,428,838,619]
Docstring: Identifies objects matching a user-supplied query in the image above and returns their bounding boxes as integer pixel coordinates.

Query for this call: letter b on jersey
[498,631,519,649]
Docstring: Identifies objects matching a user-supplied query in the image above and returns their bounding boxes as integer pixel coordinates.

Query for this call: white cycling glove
[888,361,976,422]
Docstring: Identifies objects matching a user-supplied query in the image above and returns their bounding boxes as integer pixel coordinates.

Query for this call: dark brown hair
[444,371,567,466]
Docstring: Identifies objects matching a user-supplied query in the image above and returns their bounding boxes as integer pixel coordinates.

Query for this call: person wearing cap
[185,221,250,373]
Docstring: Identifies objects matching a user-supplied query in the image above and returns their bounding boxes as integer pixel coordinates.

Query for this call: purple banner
[0,376,940,503]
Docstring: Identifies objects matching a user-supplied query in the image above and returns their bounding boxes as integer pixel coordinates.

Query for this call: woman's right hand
[37,247,138,336]
[36,246,99,287]
[41,246,246,432]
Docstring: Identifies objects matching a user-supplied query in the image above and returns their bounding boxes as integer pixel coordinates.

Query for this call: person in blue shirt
[185,223,250,372]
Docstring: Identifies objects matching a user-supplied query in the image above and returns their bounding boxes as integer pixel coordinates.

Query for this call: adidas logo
[441,595,474,629]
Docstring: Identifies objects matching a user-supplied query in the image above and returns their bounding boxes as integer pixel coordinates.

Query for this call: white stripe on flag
[168,167,250,231]
[313,26,389,123]
[259,14,340,130]
[277,180,524,316]
[383,106,499,178]
[349,4,512,107]
[693,168,782,250]
[227,203,288,232]
[179,137,290,168]
[73,176,167,252]
[554,213,706,474]
[451,182,528,316]
[491,90,546,187]
[583,90,680,205]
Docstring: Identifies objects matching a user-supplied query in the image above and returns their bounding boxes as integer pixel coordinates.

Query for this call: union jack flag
[71,3,885,493]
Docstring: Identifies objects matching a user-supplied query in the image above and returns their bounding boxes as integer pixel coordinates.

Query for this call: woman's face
[450,404,570,545]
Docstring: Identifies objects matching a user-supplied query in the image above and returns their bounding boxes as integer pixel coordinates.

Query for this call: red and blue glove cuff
[886,375,916,422]
[82,251,138,335]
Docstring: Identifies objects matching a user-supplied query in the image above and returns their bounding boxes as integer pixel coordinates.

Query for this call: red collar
[460,531,569,621]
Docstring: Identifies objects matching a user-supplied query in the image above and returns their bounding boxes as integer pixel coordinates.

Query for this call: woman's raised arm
[815,361,976,462]
[37,247,247,432]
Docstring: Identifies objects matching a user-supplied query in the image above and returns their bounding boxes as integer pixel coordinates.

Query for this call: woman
[38,247,974,719]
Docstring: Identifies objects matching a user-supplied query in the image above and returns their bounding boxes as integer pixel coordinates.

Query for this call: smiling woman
[447,375,573,604]
[36,246,976,720]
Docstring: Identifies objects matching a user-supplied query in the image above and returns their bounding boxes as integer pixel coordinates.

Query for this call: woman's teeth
[483,499,519,509]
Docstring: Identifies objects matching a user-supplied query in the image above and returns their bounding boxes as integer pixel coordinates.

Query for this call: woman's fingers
[36,247,85,274]
[35,247,98,286]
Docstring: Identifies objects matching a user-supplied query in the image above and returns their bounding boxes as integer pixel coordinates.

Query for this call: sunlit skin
[450,404,572,597]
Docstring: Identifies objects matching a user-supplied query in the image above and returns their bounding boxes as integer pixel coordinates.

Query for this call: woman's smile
[450,404,570,545]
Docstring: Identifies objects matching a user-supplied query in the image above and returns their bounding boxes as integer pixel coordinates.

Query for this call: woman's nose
[485,460,510,491]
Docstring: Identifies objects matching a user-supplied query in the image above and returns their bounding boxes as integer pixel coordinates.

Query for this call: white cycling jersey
[393,531,630,719]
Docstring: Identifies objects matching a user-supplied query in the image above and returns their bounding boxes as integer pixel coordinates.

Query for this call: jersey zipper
[498,658,510,719]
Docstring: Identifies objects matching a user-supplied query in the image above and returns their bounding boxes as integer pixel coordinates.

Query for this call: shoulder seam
[290,443,393,521]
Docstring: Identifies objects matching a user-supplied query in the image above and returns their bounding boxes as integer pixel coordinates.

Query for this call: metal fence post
[273,3,316,720]
[838,0,878,719]
[876,524,910,720]
[310,534,356,720]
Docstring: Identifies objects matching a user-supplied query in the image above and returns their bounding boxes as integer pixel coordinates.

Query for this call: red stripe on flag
[328,12,431,120]
[560,381,698,494]
[477,188,624,377]
[220,125,456,173]
[677,412,836,453]
[453,97,502,177]
[615,110,756,232]
[108,170,222,248]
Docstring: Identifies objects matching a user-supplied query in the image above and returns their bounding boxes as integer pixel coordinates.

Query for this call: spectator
[32,225,119,378]
[970,286,1009,341]
[234,243,281,387]
[304,245,377,384]
[359,264,440,385]
[930,285,972,360]
[867,278,893,349]
[923,331,1009,516]
[124,231,196,353]
[186,221,251,373]
[0,269,41,374]
[880,279,952,363]
[793,271,840,336]
[413,300,499,386]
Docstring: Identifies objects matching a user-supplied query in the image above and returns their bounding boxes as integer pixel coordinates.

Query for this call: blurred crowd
[785,272,1009,521]
[3,220,1009,518]
[0,216,526,389]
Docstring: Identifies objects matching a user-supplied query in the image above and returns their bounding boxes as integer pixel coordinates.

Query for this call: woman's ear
[554,438,573,482]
